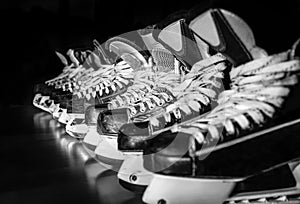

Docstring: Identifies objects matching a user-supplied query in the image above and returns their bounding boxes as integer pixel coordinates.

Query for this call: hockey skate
[90,38,186,181]
[33,47,93,115]
[79,29,177,144]
[66,35,151,137]
[53,40,116,124]
[142,39,300,204]
[117,8,266,191]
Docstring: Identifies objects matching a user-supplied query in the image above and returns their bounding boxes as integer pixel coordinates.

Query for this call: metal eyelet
[158,99,164,106]
[129,174,137,183]
[157,199,167,204]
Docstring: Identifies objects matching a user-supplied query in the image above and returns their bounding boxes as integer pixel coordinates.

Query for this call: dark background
[0,0,300,110]
[0,2,299,203]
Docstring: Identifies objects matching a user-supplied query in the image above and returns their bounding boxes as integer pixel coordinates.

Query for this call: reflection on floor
[2,107,143,204]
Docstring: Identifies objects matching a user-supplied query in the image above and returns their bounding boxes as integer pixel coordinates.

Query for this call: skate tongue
[139,25,162,51]
[291,38,300,59]
[151,48,176,72]
[93,39,113,65]
[189,8,254,67]
[106,37,148,70]
[154,19,206,70]
[139,27,178,73]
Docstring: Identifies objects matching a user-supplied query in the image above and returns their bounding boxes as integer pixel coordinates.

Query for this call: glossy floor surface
[0,106,143,204]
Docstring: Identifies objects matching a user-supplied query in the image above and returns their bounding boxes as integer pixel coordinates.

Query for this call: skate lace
[108,47,181,109]
[108,69,155,108]
[126,87,176,118]
[112,65,182,118]
[74,60,134,100]
[168,48,300,150]
[45,49,89,89]
[69,40,114,92]
[148,54,228,127]
[45,41,109,92]
[109,68,180,110]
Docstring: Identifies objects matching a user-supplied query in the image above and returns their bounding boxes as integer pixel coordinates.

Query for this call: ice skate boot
[142,39,300,204]
[93,34,182,169]
[34,38,115,124]
[117,8,266,192]
[53,40,115,123]
[67,33,155,139]
[66,35,151,136]
[33,47,94,114]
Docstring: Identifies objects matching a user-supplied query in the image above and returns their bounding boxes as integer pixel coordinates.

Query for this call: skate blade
[227,161,300,202]
[228,188,300,203]
[118,153,153,189]
[94,134,125,161]
[143,174,240,204]
[82,142,97,158]
[65,118,88,139]
[83,126,101,149]
[58,110,72,124]
[94,153,123,172]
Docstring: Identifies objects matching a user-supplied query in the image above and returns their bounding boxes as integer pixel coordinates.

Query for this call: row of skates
[33,7,300,204]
